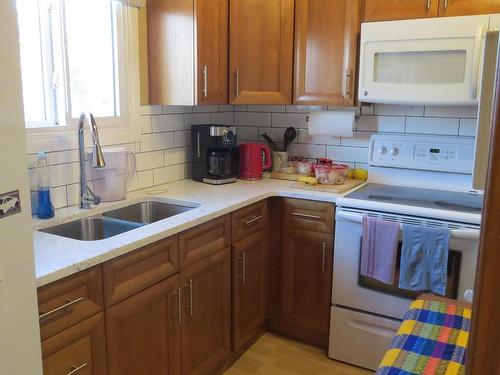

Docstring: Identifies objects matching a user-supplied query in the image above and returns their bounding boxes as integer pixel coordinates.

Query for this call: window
[16,0,125,128]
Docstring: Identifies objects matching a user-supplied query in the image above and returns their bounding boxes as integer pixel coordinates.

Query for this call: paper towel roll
[308,111,355,138]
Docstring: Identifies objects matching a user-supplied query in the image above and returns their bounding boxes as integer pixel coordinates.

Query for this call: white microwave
[358,15,493,106]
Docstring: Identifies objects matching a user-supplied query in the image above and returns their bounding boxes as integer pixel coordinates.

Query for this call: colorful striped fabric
[376,298,472,375]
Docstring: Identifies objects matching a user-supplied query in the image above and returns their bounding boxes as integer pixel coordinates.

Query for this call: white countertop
[34,178,363,287]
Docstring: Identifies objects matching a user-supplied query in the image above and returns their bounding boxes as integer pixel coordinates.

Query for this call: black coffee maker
[191,124,239,184]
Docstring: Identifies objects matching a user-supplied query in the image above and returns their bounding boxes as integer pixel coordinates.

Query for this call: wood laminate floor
[224,333,373,375]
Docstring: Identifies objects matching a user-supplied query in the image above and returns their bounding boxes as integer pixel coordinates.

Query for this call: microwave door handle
[470,25,486,99]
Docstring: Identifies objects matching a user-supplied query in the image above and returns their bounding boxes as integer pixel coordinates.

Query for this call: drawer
[232,200,268,242]
[179,215,231,268]
[38,266,104,341]
[328,306,400,371]
[42,312,107,375]
[282,198,334,234]
[103,236,179,307]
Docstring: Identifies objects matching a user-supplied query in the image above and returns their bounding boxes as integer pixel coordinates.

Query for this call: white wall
[0,1,43,373]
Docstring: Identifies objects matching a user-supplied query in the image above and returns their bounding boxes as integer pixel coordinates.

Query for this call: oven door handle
[336,210,480,240]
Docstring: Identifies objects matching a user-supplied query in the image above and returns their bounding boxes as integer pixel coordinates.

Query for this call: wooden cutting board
[271,172,312,181]
[290,179,365,193]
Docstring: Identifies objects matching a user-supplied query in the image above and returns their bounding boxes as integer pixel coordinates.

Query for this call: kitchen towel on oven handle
[360,216,400,285]
[398,224,450,296]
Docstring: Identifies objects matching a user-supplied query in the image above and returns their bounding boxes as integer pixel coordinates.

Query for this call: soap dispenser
[36,151,55,219]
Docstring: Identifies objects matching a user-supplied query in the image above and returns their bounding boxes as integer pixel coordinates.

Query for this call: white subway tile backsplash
[297,129,340,146]
[140,105,162,115]
[375,104,424,116]
[288,143,326,159]
[128,170,154,192]
[193,105,218,113]
[271,113,308,128]
[50,163,80,187]
[326,146,368,163]
[234,105,247,112]
[360,105,375,115]
[183,113,211,129]
[140,115,153,134]
[152,114,184,133]
[154,164,186,185]
[236,126,259,141]
[405,117,459,136]
[174,130,191,148]
[136,151,164,171]
[356,115,405,133]
[285,105,327,113]
[141,133,174,152]
[459,118,477,136]
[162,105,193,114]
[211,112,234,126]
[165,147,191,166]
[218,105,234,112]
[425,106,478,118]
[235,112,271,127]
[340,132,373,147]
[247,105,285,113]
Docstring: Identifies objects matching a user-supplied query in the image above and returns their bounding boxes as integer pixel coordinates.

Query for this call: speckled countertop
[33,177,365,287]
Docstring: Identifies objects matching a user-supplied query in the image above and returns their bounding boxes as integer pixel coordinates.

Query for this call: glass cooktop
[345,183,483,214]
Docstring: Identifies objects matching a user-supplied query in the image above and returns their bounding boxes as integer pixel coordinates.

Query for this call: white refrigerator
[0,1,43,374]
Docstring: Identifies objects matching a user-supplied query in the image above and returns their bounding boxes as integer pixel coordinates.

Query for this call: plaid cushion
[376,299,472,375]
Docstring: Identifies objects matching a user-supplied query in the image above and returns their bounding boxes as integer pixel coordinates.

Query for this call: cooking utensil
[262,133,277,151]
[283,127,297,151]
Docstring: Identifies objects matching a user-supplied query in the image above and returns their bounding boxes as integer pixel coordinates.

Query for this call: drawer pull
[243,215,263,226]
[292,212,321,221]
[185,279,193,316]
[67,363,87,375]
[173,287,182,325]
[235,252,246,284]
[322,242,327,272]
[39,297,84,320]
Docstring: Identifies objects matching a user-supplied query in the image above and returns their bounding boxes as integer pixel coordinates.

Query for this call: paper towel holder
[305,108,360,123]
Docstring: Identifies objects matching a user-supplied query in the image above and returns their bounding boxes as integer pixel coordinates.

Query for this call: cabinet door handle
[443,0,449,8]
[185,279,193,316]
[426,0,432,9]
[292,212,321,221]
[236,252,246,284]
[202,65,208,98]
[235,68,240,97]
[66,363,87,375]
[344,69,352,99]
[173,287,182,325]
[322,242,327,273]
[39,297,84,320]
[243,215,263,226]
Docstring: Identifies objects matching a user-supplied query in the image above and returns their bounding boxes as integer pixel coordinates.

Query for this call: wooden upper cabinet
[147,0,228,105]
[294,0,360,106]
[363,0,439,22]
[195,0,229,104]
[438,0,500,17]
[229,0,294,104]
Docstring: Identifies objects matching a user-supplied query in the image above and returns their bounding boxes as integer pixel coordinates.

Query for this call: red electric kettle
[239,143,272,180]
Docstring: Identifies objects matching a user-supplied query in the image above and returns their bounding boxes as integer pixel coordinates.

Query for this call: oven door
[332,208,480,320]
[358,15,489,105]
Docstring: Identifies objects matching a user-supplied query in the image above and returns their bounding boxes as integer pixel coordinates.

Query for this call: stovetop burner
[345,183,483,214]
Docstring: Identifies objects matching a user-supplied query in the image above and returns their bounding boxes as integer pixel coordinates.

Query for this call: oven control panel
[369,134,474,174]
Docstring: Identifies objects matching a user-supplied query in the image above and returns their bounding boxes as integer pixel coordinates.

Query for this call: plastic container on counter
[314,163,349,185]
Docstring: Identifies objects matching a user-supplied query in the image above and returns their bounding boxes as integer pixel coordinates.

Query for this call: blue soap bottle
[36,151,55,219]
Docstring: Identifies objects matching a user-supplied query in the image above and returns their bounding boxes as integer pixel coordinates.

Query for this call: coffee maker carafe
[191,124,239,184]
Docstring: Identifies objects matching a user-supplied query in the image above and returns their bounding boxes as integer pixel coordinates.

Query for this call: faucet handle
[80,184,101,209]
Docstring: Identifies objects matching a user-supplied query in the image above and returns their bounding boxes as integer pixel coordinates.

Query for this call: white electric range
[328,134,484,371]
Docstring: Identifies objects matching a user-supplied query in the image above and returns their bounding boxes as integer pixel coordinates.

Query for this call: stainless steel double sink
[41,201,198,241]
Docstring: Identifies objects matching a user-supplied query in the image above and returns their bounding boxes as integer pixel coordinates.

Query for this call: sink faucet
[78,112,106,209]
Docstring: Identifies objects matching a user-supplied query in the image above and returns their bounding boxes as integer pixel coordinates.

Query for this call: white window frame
[25,0,141,154]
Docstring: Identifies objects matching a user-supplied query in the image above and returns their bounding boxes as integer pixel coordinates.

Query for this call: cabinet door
[105,276,181,375]
[229,0,294,104]
[294,0,360,106]
[180,249,231,375]
[42,313,107,375]
[195,0,228,104]
[364,0,438,22]
[439,0,500,17]
[279,228,333,348]
[232,230,268,351]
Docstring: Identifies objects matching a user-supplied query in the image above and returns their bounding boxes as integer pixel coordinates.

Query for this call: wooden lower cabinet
[232,230,268,351]
[42,312,107,375]
[105,275,181,375]
[278,228,333,348]
[180,248,231,375]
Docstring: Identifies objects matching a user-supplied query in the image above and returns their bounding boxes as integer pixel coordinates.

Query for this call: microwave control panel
[369,135,475,174]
